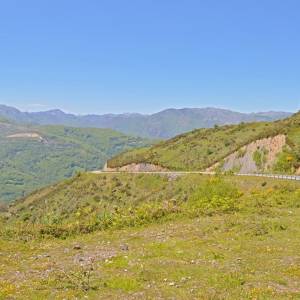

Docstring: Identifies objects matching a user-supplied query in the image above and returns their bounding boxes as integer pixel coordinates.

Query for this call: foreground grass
[1,209,300,299]
[1,174,300,299]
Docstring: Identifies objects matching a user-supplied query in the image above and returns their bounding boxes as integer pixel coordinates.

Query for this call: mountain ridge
[0,104,292,139]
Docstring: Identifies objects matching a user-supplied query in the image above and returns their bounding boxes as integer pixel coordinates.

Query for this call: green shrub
[252,149,267,169]
[273,151,296,173]
[188,178,241,215]
[237,148,246,158]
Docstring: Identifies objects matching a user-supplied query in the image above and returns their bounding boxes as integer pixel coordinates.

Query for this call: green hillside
[0,120,151,203]
[4,172,299,234]
[1,173,300,298]
[108,112,300,172]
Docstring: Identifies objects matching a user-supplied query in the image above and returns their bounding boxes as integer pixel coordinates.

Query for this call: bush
[273,150,297,173]
[188,178,241,215]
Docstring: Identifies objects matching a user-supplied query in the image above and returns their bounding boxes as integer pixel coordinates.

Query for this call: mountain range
[0,104,292,139]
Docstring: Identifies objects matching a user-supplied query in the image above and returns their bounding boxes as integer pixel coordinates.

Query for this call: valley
[0,119,151,203]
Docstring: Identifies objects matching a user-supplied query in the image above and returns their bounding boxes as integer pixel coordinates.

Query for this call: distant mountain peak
[44,109,65,115]
[0,104,293,139]
[0,104,21,113]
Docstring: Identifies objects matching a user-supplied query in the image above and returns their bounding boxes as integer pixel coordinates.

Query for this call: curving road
[91,170,300,181]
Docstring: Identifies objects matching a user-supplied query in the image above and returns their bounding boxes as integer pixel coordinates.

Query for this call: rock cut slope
[207,134,286,173]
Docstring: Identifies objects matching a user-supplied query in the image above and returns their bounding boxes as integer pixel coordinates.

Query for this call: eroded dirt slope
[207,134,286,173]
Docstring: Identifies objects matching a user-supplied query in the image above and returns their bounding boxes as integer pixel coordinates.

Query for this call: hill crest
[107,112,300,174]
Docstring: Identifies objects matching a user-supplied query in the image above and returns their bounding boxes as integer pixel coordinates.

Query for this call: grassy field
[107,112,300,172]
[1,173,300,299]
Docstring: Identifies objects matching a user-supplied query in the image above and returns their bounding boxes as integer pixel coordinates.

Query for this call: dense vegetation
[1,173,300,298]
[0,120,151,203]
[108,112,300,172]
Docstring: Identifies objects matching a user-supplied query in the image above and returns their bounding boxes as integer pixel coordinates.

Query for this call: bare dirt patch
[7,133,43,140]
[103,162,168,172]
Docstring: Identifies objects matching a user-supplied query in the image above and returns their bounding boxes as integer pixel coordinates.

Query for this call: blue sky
[0,0,299,114]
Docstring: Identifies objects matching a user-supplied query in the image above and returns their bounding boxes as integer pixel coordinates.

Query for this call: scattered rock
[73,245,82,250]
[33,254,51,260]
[120,244,129,251]
[167,173,181,181]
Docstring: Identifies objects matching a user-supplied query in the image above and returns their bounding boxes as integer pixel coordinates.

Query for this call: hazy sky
[0,0,299,114]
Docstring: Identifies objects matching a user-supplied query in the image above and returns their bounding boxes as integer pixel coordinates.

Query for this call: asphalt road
[91,170,300,181]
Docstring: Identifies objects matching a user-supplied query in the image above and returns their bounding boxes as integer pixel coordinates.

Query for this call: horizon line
[0,103,295,116]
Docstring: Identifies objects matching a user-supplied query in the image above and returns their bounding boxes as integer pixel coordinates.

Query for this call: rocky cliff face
[207,135,286,173]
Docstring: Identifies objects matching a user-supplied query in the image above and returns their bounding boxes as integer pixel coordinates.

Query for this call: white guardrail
[236,173,300,181]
